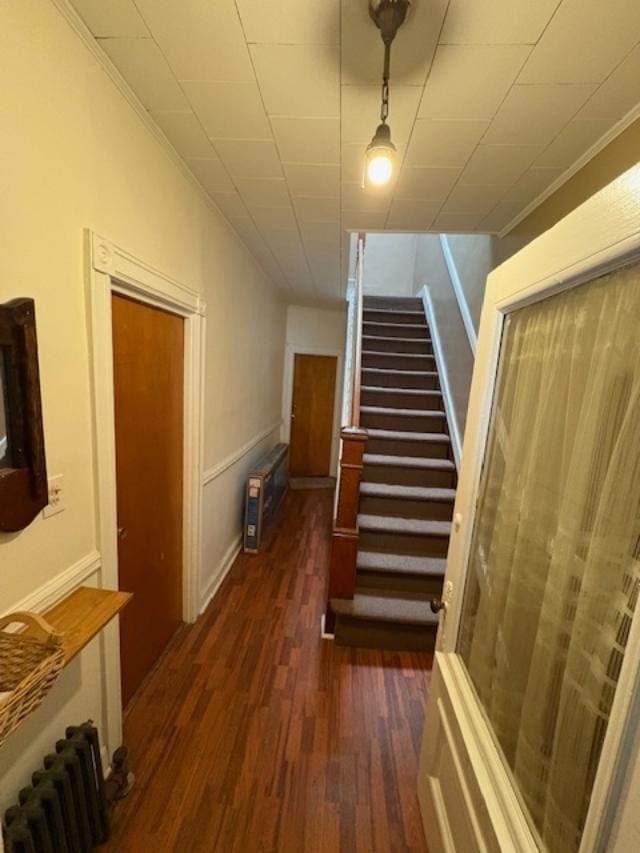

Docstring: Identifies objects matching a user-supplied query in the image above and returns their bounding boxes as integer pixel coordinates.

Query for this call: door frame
[281,345,343,476]
[86,230,206,750]
[420,165,640,851]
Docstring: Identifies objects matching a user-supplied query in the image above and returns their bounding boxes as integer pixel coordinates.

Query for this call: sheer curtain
[458,262,640,852]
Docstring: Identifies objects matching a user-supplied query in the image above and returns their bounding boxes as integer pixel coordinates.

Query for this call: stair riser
[359,494,454,521]
[362,464,457,488]
[363,337,433,355]
[356,570,444,596]
[361,369,439,390]
[334,615,436,652]
[363,296,423,311]
[363,310,427,327]
[361,411,446,433]
[359,529,451,557]
[366,436,451,459]
[362,353,436,371]
[361,388,443,410]
[363,323,427,339]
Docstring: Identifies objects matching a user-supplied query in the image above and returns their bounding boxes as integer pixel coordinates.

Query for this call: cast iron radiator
[2,721,109,852]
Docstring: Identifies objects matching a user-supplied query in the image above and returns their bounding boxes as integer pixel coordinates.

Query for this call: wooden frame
[419,164,640,852]
[86,230,206,753]
[0,298,48,531]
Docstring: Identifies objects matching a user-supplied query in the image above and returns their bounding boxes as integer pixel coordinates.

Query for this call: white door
[418,164,640,853]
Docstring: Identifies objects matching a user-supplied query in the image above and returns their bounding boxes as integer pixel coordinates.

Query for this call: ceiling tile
[236,0,340,45]
[536,118,611,168]
[299,221,341,244]
[134,0,253,82]
[250,206,298,229]
[440,0,561,45]
[342,211,389,231]
[293,196,340,223]
[151,111,215,158]
[478,200,526,233]
[188,159,236,195]
[503,167,563,202]
[406,120,489,168]
[341,0,448,85]
[442,184,508,216]
[483,84,597,146]
[98,38,189,112]
[518,0,640,84]
[271,118,340,164]
[251,44,339,117]
[212,139,283,179]
[283,164,340,197]
[341,85,422,144]
[419,45,531,121]
[577,45,640,122]
[386,199,440,230]
[71,0,149,36]
[459,144,542,185]
[183,81,271,139]
[212,191,251,219]
[394,167,460,201]
[341,183,392,213]
[236,177,290,206]
[431,211,485,231]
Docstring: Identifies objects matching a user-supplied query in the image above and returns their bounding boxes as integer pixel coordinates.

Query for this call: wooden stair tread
[361,385,442,397]
[363,453,456,470]
[363,335,432,346]
[357,550,447,577]
[358,513,452,537]
[363,321,427,331]
[359,483,456,502]
[363,308,425,319]
[331,590,439,627]
[366,428,451,443]
[362,368,438,378]
[362,350,433,359]
[360,405,445,418]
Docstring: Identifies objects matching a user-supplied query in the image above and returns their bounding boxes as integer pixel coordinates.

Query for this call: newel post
[325,426,368,632]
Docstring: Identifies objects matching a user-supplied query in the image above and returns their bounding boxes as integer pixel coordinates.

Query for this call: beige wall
[362,233,418,296]
[0,0,285,808]
[282,305,347,476]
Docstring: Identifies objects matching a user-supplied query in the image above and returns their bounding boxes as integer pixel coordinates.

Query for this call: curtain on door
[458,261,640,852]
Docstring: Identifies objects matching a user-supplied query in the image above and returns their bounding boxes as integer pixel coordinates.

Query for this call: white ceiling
[69,0,640,304]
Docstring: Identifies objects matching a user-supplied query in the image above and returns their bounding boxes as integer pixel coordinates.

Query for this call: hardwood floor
[105,489,432,852]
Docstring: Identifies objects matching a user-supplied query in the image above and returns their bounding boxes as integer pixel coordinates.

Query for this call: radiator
[2,721,109,853]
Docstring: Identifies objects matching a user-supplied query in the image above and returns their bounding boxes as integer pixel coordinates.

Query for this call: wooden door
[418,166,640,853]
[112,294,184,707]
[289,354,337,477]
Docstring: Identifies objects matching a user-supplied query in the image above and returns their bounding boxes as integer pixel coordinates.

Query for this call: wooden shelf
[43,586,132,664]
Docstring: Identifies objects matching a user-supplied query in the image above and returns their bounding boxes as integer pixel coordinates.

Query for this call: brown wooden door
[289,354,337,477]
[112,294,184,707]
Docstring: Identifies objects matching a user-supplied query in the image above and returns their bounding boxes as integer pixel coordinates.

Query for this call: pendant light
[363,0,410,188]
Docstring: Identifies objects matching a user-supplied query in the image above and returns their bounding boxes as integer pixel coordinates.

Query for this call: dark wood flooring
[104,489,432,852]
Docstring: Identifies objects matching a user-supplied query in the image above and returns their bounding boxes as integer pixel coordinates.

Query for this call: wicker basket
[0,611,65,747]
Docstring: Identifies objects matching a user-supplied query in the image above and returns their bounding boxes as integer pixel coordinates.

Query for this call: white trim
[498,100,640,238]
[4,550,102,615]
[418,286,462,470]
[439,235,478,354]
[281,344,344,477]
[199,535,242,614]
[0,436,7,459]
[202,420,282,486]
[320,614,335,640]
[87,229,206,757]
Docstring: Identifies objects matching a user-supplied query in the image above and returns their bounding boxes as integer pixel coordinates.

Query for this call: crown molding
[498,100,640,238]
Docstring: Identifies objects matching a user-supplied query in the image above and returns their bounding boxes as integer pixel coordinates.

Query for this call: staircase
[331,295,458,651]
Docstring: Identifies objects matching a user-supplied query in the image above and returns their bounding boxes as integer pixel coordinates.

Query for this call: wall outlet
[43,474,65,518]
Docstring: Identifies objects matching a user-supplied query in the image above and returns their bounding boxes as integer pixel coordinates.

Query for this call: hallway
[105,489,432,852]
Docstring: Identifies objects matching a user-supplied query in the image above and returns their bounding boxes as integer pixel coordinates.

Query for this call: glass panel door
[458,261,640,852]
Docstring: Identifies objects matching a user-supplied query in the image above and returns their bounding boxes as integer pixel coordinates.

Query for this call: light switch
[43,474,65,518]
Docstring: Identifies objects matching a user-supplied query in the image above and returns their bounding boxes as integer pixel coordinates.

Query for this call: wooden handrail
[351,233,366,428]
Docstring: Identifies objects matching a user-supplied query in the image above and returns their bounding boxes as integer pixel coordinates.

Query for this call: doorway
[289,353,337,477]
[112,293,185,707]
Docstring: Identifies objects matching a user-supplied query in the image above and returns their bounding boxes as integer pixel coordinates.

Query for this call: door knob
[430,598,446,614]
[118,526,128,540]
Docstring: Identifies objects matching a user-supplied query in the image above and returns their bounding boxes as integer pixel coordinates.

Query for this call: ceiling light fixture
[363,0,410,188]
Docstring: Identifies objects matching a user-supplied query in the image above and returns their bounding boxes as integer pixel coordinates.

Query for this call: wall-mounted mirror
[0,299,47,531]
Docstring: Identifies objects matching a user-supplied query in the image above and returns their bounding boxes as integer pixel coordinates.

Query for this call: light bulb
[367,153,394,186]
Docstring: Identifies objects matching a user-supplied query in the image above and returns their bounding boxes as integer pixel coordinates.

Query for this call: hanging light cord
[380,41,391,124]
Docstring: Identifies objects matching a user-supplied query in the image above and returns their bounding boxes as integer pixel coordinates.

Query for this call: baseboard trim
[439,235,478,355]
[202,421,282,487]
[6,550,102,615]
[199,535,242,614]
[419,286,462,471]
[320,614,335,640]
